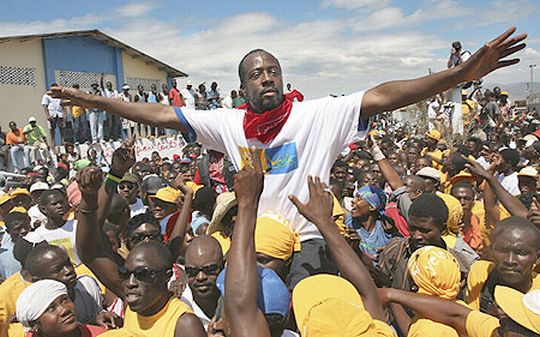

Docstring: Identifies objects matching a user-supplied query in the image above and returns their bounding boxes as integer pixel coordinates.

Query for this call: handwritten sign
[75,135,187,163]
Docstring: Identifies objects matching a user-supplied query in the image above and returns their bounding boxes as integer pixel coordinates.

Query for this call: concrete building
[0,29,187,142]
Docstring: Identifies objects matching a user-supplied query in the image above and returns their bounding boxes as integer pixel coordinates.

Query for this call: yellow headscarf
[408,246,461,300]
[255,211,300,261]
[436,193,463,236]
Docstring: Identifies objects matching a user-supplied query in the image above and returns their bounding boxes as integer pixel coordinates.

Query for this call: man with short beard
[50,28,527,286]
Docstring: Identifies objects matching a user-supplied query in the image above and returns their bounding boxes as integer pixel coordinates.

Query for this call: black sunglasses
[118,183,135,190]
[185,264,221,278]
[118,266,170,282]
[130,232,161,244]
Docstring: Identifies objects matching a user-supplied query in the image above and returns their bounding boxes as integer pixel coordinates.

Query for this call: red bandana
[240,90,304,144]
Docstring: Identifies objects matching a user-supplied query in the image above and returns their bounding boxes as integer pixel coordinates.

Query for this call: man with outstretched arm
[51,27,527,286]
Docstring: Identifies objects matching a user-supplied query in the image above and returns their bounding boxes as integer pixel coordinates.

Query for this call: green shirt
[22,124,46,145]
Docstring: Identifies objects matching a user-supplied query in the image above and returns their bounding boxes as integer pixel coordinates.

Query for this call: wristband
[106,173,122,183]
[370,144,386,162]
[79,207,98,214]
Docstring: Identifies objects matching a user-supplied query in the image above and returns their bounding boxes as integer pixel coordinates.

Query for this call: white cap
[518,166,538,178]
[521,134,539,148]
[122,84,130,90]
[28,117,37,123]
[416,167,441,181]
[186,80,192,85]
[29,182,49,193]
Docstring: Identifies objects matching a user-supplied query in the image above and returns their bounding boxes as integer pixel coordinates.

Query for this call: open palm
[461,26,527,81]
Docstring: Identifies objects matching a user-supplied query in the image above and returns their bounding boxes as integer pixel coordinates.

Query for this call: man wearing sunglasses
[118,173,146,218]
[118,241,206,336]
[184,235,224,330]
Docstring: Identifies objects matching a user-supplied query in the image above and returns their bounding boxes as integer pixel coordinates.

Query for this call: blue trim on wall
[114,48,124,89]
[42,35,118,88]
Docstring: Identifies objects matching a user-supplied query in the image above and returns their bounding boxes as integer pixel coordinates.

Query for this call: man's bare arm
[49,87,184,130]
[379,288,471,336]
[362,27,526,118]
[225,150,271,337]
[290,176,385,321]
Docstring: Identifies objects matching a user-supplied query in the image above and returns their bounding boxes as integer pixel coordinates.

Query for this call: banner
[75,135,187,163]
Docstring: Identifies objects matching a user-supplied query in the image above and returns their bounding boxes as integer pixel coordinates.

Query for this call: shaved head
[185,235,223,265]
[127,241,173,271]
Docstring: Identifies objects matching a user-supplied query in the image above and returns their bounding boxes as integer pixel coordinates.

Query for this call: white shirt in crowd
[497,171,520,196]
[181,88,196,109]
[129,198,147,218]
[103,88,118,99]
[24,218,81,265]
[221,95,233,109]
[175,92,368,241]
[74,275,103,324]
[41,94,64,118]
[27,204,48,228]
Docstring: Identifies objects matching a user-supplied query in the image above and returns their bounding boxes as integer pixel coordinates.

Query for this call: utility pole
[530,64,537,96]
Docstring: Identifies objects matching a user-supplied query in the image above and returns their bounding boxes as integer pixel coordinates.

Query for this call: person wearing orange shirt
[6,121,30,171]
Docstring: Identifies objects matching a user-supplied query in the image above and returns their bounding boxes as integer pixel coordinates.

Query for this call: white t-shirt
[175,92,368,241]
[27,204,48,228]
[129,198,147,217]
[41,94,64,118]
[24,219,81,265]
[221,96,233,109]
[497,171,520,196]
[180,88,196,109]
[74,275,103,323]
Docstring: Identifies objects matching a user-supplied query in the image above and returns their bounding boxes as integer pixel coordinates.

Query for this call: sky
[1,0,539,99]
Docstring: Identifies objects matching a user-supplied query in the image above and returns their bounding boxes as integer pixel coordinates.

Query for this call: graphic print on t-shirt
[239,143,298,175]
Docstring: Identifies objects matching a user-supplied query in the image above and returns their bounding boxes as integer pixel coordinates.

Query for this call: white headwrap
[16,279,68,328]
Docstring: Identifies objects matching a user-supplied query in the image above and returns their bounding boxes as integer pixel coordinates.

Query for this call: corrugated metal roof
[0,29,188,78]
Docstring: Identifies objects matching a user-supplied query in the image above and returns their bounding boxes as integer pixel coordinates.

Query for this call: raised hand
[460,27,527,81]
[76,167,103,198]
[110,133,136,175]
[234,148,264,207]
[464,155,492,180]
[49,86,93,108]
[289,176,334,228]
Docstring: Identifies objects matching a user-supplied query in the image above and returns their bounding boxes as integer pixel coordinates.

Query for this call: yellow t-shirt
[466,260,540,311]
[124,297,192,337]
[408,300,469,337]
[372,320,398,337]
[465,310,500,337]
[211,231,231,255]
[0,273,30,337]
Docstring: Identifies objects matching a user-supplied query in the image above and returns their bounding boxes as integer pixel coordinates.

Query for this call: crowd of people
[0,77,250,170]
[0,27,538,337]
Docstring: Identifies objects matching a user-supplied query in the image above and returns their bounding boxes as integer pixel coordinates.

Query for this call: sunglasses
[185,264,221,278]
[118,266,170,282]
[130,232,161,244]
[118,183,135,190]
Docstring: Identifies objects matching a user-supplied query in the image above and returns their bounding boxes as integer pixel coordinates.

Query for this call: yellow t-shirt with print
[124,297,192,337]
[0,273,30,337]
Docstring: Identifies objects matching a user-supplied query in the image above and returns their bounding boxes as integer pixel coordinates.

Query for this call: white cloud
[322,0,389,10]
[116,3,156,18]
[0,15,104,37]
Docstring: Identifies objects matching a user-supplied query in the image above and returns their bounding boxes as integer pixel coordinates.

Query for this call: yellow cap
[461,89,468,96]
[186,181,203,195]
[293,275,386,337]
[518,166,538,178]
[436,193,463,236]
[9,206,27,214]
[255,211,300,261]
[449,170,474,186]
[0,193,12,206]
[10,188,30,197]
[495,286,540,334]
[501,91,509,96]
[150,186,181,204]
[425,129,442,141]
